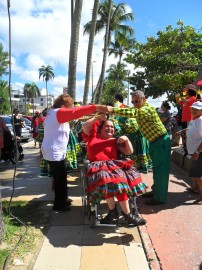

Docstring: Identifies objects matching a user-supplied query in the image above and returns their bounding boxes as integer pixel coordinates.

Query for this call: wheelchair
[79,158,142,228]
[1,130,24,164]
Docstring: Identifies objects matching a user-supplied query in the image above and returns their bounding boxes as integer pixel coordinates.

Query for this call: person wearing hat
[106,90,171,205]
[12,108,25,137]
[186,101,202,204]
[175,84,197,129]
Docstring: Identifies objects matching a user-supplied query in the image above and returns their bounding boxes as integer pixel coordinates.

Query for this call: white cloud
[0,0,129,100]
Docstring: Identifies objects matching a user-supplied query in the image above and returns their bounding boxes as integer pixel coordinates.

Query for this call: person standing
[12,108,25,137]
[114,93,126,108]
[31,110,40,147]
[186,101,202,204]
[107,90,171,205]
[41,94,106,212]
[175,84,197,129]
[0,117,10,161]
[158,101,172,134]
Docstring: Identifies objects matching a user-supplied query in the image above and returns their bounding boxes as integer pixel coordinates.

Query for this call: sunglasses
[131,100,140,104]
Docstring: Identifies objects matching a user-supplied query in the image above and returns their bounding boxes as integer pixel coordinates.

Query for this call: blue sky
[0,0,201,107]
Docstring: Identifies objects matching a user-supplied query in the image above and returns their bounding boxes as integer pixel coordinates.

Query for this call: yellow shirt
[112,102,167,143]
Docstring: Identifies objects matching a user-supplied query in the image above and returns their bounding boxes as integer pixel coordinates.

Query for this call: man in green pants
[107,90,171,205]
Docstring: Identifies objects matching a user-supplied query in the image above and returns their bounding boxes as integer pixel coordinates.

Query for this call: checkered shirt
[112,102,167,142]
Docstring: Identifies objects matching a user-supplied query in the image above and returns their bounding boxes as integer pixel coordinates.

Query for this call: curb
[138,225,162,270]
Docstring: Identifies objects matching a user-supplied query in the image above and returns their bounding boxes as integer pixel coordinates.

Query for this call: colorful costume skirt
[37,124,44,144]
[86,159,147,205]
[66,130,84,173]
[128,130,153,174]
[40,158,52,177]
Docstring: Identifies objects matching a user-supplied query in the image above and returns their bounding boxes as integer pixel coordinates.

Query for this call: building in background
[11,90,55,115]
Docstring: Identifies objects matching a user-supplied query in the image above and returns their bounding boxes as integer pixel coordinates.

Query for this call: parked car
[22,117,32,128]
[0,115,32,142]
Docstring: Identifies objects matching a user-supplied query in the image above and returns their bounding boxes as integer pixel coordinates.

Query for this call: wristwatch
[195,150,200,154]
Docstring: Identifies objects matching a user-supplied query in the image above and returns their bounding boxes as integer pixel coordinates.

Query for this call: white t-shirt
[186,116,202,154]
[41,108,70,161]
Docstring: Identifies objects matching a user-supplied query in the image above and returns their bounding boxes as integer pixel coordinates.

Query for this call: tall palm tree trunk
[46,80,48,109]
[83,0,99,105]
[71,0,74,30]
[32,99,34,115]
[68,0,83,100]
[95,0,112,103]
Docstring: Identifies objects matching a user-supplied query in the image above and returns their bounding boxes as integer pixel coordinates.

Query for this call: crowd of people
[37,86,201,225]
[0,84,201,226]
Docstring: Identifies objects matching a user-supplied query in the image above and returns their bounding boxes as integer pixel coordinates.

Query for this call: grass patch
[0,200,52,269]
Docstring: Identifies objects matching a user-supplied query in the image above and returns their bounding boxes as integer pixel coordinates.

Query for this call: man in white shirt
[186,101,202,204]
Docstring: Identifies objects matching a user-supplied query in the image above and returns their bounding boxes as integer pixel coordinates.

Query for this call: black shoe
[53,205,71,212]
[145,198,165,205]
[142,191,153,198]
[193,198,202,204]
[100,205,119,224]
[122,212,147,226]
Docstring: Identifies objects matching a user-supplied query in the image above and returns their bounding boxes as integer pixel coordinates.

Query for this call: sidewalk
[1,141,202,270]
[0,141,151,270]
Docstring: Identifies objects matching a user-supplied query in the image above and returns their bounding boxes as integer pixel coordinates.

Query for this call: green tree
[0,43,9,78]
[125,21,202,101]
[38,65,54,109]
[23,83,40,115]
[83,0,100,105]
[84,0,134,103]
[68,0,83,100]
[0,80,10,114]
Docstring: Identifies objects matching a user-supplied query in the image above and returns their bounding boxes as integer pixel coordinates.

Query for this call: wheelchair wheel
[89,211,96,228]
[10,145,19,164]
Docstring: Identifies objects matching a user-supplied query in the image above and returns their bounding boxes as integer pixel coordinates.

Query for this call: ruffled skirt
[86,159,147,205]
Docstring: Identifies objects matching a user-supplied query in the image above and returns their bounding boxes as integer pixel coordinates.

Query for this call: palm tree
[68,0,83,100]
[38,65,54,109]
[108,36,135,65]
[84,0,134,103]
[106,62,128,89]
[23,83,40,115]
[83,0,100,105]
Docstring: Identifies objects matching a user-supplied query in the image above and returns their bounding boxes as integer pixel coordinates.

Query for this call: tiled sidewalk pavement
[1,141,153,270]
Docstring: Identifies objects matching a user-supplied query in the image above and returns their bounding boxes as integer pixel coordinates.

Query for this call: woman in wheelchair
[82,114,147,226]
